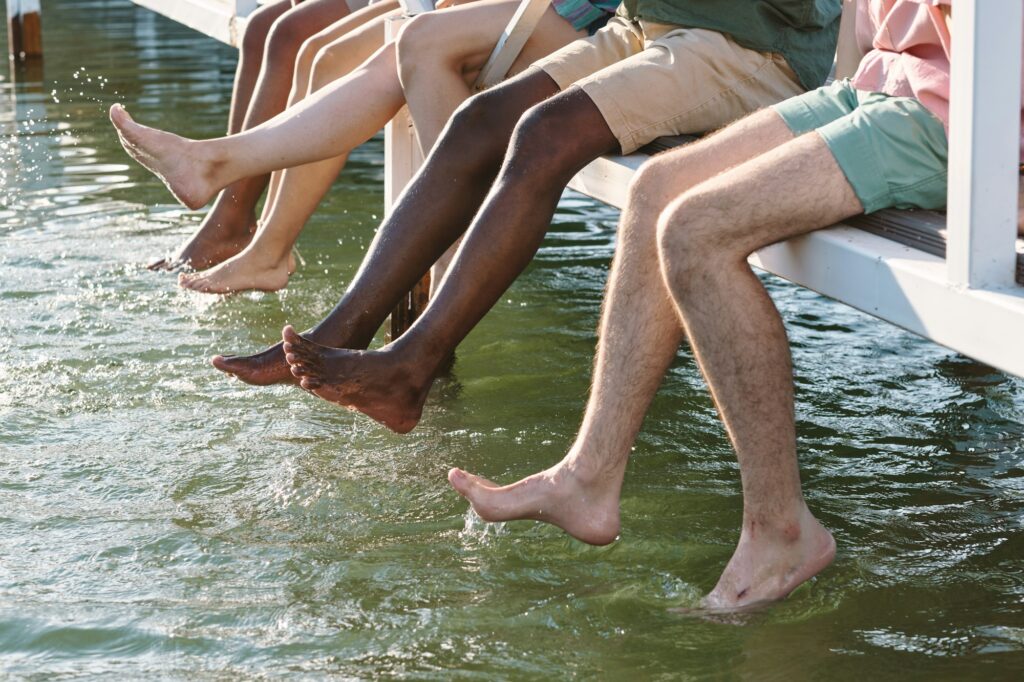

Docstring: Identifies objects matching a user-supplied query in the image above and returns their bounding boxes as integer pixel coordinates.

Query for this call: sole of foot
[447,467,621,546]
[109,103,216,211]
[282,326,426,434]
[178,251,296,294]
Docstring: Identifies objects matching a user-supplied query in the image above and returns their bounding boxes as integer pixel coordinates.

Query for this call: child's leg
[149,0,390,271]
[228,0,293,136]
[177,0,583,294]
[180,15,400,293]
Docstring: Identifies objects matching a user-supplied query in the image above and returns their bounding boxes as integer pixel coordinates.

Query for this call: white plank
[945,0,1023,289]
[383,15,424,213]
[569,151,1024,378]
[130,0,257,45]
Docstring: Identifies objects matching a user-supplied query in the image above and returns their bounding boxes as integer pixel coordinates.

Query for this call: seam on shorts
[882,170,948,206]
[622,49,793,149]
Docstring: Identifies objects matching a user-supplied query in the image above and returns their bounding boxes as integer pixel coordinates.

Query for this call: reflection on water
[1,0,1023,677]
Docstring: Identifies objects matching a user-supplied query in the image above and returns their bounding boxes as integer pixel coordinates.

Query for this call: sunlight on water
[1,0,1023,678]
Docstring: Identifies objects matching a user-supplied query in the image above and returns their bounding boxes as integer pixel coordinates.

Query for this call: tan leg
[448,110,796,543]
[653,127,864,608]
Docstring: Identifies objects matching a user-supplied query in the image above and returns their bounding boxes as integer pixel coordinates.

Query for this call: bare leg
[179,14,402,293]
[651,128,861,608]
[145,0,392,270]
[227,0,293,136]
[283,88,618,427]
[213,69,560,386]
[449,110,796,543]
[399,2,585,287]
[180,0,579,294]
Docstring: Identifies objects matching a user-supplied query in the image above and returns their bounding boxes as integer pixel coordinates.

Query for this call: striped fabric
[550,0,620,33]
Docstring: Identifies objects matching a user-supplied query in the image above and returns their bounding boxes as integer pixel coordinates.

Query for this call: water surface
[2,1,1023,678]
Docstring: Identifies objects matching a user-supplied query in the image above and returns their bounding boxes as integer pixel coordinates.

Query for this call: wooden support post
[384,13,430,341]
[6,0,42,61]
[945,0,1023,290]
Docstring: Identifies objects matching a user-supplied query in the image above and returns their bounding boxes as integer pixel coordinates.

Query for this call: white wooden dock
[128,0,1024,379]
[129,0,258,46]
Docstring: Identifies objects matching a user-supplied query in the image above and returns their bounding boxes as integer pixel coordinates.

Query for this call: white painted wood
[945,1,1023,289]
[397,0,435,16]
[130,0,259,45]
[383,15,424,213]
[569,151,1024,378]
[475,0,549,90]
[6,0,42,17]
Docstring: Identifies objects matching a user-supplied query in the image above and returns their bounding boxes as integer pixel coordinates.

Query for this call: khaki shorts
[532,16,804,153]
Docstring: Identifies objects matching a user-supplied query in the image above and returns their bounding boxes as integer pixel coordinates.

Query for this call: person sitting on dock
[448,0,1024,609]
[199,0,842,421]
[112,0,616,292]
[150,0,398,272]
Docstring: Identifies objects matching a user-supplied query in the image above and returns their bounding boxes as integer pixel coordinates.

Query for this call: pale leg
[178,17,399,293]
[652,128,863,608]
[448,110,796,543]
[178,0,585,294]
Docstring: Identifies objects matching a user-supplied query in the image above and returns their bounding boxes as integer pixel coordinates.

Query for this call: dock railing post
[385,7,430,340]
[6,0,42,61]
[945,0,1023,290]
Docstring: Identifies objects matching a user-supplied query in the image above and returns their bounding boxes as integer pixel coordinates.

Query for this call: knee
[396,13,450,85]
[505,100,581,178]
[627,157,682,215]
[266,10,314,63]
[655,191,727,292]
[309,47,343,90]
[445,89,509,149]
[240,3,282,58]
[295,32,332,80]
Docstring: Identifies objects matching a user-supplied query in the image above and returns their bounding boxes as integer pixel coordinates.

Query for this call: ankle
[559,450,624,490]
[740,504,821,545]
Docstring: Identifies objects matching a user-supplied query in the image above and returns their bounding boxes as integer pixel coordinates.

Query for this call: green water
[2,1,1024,678]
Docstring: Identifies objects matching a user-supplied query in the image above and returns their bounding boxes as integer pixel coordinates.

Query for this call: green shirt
[620,0,841,91]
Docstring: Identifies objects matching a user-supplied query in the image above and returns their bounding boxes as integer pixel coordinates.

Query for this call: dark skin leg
[212,68,562,386]
[283,87,617,431]
[151,0,353,272]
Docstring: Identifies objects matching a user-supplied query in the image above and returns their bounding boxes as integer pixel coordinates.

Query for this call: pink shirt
[851,0,1024,161]
[851,0,953,123]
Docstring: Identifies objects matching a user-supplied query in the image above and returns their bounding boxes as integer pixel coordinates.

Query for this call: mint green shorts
[771,79,949,214]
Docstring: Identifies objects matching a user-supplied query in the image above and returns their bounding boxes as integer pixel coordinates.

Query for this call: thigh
[667,132,863,258]
[310,4,400,73]
[637,108,797,206]
[399,0,569,72]
[279,0,362,34]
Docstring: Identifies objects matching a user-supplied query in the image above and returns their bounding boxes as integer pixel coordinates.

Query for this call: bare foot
[282,325,429,433]
[447,458,622,546]
[109,103,219,210]
[701,507,836,610]
[149,215,256,272]
[178,247,296,293]
[212,342,296,386]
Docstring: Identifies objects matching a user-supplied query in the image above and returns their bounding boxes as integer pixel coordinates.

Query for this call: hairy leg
[144,0,388,270]
[179,14,399,294]
[284,88,619,427]
[213,69,560,386]
[448,110,797,543]
[654,125,862,608]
